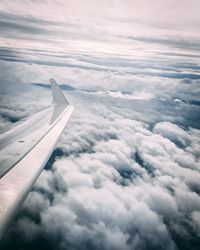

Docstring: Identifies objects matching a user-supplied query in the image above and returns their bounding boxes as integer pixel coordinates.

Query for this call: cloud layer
[0,84,200,250]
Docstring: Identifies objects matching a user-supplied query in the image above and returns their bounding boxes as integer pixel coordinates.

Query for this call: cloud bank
[1,83,200,250]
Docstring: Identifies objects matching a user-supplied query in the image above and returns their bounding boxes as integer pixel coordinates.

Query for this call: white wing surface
[0,79,74,240]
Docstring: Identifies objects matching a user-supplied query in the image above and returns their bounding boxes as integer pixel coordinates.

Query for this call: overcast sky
[0,0,200,54]
[0,1,200,250]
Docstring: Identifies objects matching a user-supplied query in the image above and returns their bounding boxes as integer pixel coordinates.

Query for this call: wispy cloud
[0,0,200,55]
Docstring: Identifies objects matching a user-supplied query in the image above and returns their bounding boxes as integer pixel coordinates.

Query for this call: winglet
[50,78,69,105]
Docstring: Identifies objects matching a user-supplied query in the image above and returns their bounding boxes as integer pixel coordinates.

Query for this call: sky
[0,0,200,250]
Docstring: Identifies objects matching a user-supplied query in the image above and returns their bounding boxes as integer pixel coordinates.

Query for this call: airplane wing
[0,79,74,240]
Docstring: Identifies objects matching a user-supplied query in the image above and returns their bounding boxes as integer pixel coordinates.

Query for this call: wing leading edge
[0,79,74,240]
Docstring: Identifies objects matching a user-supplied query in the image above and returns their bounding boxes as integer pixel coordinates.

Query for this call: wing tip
[50,79,69,105]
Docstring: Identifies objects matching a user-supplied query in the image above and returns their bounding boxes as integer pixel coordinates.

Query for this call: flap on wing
[50,78,69,105]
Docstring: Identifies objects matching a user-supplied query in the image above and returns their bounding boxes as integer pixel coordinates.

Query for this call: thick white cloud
[1,84,199,249]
